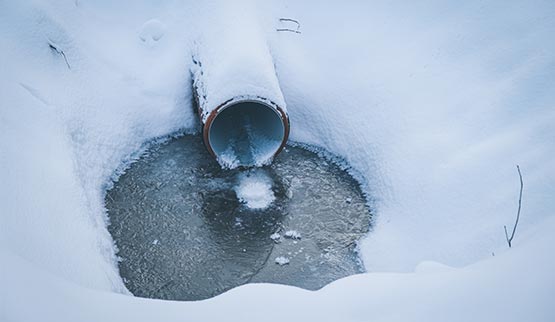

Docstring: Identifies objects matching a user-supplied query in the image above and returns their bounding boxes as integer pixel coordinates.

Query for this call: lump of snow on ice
[284,230,301,240]
[270,232,281,242]
[275,256,290,266]
[234,170,275,209]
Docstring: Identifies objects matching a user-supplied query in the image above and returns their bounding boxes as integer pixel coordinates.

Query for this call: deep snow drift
[1,0,554,321]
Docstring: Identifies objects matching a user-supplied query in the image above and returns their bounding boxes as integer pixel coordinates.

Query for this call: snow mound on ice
[284,230,301,240]
[275,256,290,266]
[234,170,275,209]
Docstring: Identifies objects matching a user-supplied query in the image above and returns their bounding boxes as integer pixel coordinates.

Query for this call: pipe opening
[207,101,286,168]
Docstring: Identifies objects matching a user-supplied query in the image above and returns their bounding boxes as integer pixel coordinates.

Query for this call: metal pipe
[199,96,289,168]
[191,37,290,168]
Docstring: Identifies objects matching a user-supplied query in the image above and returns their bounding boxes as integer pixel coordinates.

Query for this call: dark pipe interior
[208,101,285,167]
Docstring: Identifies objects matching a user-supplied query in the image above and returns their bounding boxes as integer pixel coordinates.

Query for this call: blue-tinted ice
[106,135,371,301]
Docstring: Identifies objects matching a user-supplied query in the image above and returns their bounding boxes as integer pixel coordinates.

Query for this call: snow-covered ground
[1,1,554,321]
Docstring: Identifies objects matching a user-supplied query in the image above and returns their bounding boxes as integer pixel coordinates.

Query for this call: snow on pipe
[190,8,289,169]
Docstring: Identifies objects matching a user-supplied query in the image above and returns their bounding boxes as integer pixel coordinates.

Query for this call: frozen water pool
[106,135,371,301]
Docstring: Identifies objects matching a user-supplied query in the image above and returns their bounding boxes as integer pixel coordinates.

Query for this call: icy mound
[234,170,275,209]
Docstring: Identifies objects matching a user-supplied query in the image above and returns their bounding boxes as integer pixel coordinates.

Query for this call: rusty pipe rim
[202,97,290,166]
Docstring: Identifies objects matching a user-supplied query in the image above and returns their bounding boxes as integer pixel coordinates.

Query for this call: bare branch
[505,165,523,248]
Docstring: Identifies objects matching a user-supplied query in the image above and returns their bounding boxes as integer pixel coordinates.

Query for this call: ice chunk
[270,232,281,242]
[284,230,301,240]
[275,256,290,266]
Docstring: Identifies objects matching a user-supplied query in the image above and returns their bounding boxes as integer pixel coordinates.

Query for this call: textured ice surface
[105,135,370,300]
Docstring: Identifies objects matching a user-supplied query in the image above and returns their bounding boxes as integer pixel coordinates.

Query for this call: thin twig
[276,28,301,34]
[277,17,301,34]
[48,40,71,70]
[279,18,300,27]
[504,165,523,248]
[503,225,510,247]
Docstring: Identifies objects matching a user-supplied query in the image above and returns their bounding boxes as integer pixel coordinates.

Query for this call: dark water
[106,135,371,301]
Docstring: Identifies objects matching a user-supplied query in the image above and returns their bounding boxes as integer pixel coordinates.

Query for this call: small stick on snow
[504,165,523,248]
[276,28,301,34]
[277,18,301,34]
[279,18,301,26]
[48,40,71,70]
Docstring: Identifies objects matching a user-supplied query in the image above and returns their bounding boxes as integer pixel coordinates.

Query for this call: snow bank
[3,216,555,322]
[269,0,555,271]
[1,0,554,321]
[0,0,197,292]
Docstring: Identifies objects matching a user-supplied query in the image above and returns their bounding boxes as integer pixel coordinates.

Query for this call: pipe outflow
[191,16,289,168]
[198,96,289,168]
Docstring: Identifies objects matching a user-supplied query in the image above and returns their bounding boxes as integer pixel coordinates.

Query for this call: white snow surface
[234,170,275,209]
[1,0,554,321]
